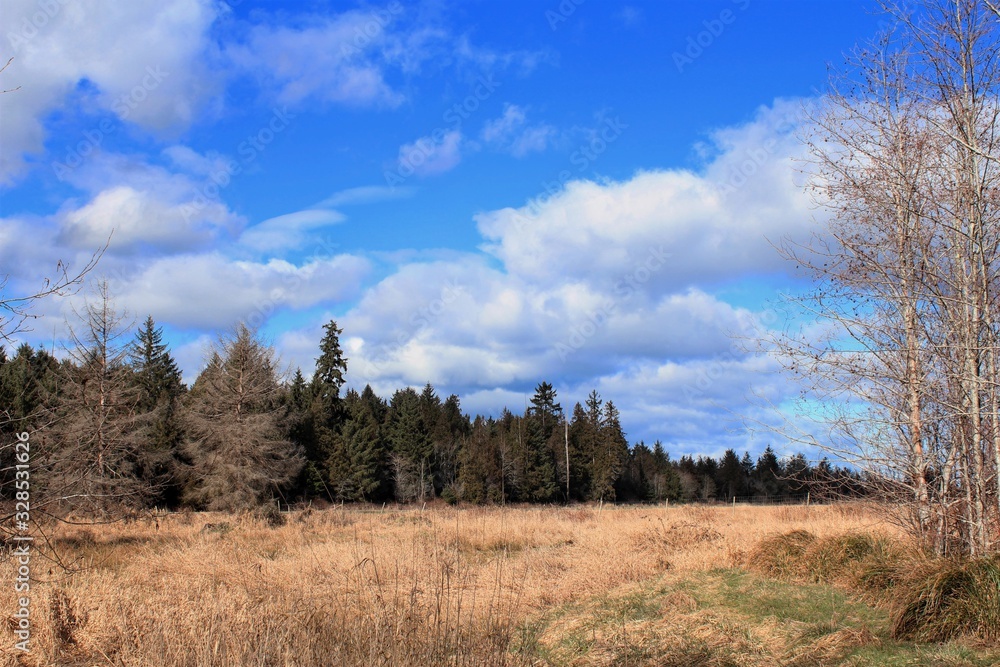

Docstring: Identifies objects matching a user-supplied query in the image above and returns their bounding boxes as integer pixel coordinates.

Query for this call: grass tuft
[891,554,1000,643]
[745,529,817,577]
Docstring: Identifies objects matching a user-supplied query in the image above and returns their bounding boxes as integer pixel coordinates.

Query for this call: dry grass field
[1,503,997,666]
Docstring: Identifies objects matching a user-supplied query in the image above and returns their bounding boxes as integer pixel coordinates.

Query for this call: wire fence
[272,492,849,514]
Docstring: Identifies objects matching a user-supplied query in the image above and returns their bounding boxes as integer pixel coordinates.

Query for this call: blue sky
[0,0,886,459]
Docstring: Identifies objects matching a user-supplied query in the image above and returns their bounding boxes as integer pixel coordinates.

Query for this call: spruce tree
[717,449,745,500]
[308,320,350,498]
[329,389,390,501]
[566,403,593,500]
[592,400,628,501]
[458,415,503,503]
[522,383,561,502]
[288,368,325,498]
[313,320,347,408]
[130,316,183,410]
[754,446,783,498]
[129,316,185,507]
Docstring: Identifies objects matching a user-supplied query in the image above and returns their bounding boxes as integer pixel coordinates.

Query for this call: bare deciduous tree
[181,323,303,511]
[43,280,146,516]
[777,0,1000,556]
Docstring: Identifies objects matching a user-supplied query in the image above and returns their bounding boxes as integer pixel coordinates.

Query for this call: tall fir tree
[521,383,560,502]
[313,320,348,405]
[129,316,185,507]
[308,320,349,499]
[592,400,628,501]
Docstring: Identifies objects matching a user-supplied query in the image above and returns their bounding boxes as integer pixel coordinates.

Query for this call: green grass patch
[511,567,1000,666]
[715,568,885,630]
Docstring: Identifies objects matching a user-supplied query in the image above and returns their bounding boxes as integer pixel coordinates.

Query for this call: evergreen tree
[387,387,432,501]
[129,316,185,507]
[287,368,326,499]
[754,446,783,498]
[458,415,504,503]
[528,381,562,438]
[740,451,755,481]
[783,453,811,499]
[313,320,347,405]
[522,410,558,502]
[594,400,628,501]
[327,389,390,501]
[0,344,59,499]
[496,408,519,501]
[566,403,593,500]
[650,441,681,502]
[306,321,350,499]
[695,456,718,500]
[130,316,183,410]
[717,448,745,499]
[0,344,56,432]
[434,393,468,498]
[519,383,561,502]
[619,441,653,501]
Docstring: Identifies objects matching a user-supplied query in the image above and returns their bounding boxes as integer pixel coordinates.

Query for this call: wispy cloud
[396,130,464,177]
[314,185,417,208]
[481,104,557,157]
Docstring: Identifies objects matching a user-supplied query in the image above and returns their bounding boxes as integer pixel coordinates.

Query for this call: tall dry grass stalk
[0,503,895,665]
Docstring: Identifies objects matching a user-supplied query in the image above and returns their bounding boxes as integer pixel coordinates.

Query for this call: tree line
[0,284,860,515]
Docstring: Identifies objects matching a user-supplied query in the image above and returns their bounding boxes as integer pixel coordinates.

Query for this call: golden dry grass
[0,503,909,666]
